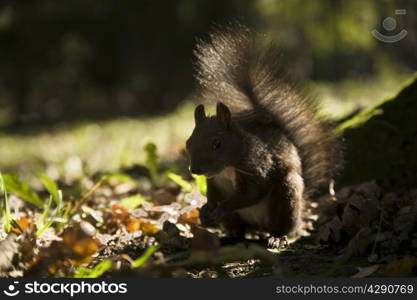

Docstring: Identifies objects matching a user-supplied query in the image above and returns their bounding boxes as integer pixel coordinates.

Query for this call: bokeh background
[0,0,416,179]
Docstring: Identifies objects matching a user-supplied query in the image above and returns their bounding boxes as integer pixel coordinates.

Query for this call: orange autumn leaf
[48,264,58,275]
[139,219,160,234]
[67,256,95,266]
[73,237,101,257]
[12,217,32,234]
[110,204,144,233]
[111,204,128,220]
[62,228,77,245]
[179,209,200,225]
[127,217,140,233]
[60,222,101,263]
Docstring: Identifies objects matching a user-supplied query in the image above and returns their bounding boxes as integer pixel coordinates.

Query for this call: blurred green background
[0,0,416,179]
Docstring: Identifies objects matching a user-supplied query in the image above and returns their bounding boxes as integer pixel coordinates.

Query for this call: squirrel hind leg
[268,171,305,238]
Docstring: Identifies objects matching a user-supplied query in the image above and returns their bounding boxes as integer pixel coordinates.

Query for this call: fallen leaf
[139,219,160,234]
[127,218,141,233]
[351,264,379,278]
[383,256,417,276]
[339,227,373,261]
[12,217,32,234]
[179,209,200,225]
[0,233,18,272]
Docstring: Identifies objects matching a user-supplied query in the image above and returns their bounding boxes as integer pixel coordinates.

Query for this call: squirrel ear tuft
[194,104,206,126]
[216,102,231,129]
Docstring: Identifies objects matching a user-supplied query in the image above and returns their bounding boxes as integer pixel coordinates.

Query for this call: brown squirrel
[185,25,342,240]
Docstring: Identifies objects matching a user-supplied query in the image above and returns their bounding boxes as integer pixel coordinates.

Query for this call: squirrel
[185,25,342,240]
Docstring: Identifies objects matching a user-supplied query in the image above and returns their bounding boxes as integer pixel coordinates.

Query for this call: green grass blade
[40,175,60,205]
[106,173,139,186]
[2,174,43,208]
[167,172,192,192]
[56,190,64,211]
[192,174,207,196]
[120,194,147,210]
[36,195,53,235]
[131,246,158,268]
[74,259,112,278]
[144,142,159,184]
[55,202,72,232]
[36,219,54,236]
[1,172,13,232]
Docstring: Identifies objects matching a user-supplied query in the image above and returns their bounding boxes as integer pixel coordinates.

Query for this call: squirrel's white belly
[214,166,270,228]
[236,195,270,228]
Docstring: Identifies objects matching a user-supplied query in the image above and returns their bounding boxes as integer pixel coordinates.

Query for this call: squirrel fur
[186,25,342,238]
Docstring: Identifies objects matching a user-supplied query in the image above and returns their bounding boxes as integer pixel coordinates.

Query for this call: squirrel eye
[212,138,221,150]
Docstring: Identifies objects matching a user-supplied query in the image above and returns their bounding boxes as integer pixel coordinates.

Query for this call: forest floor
[1,74,416,278]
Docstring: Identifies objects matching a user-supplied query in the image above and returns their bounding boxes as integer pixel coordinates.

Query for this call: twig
[70,176,107,217]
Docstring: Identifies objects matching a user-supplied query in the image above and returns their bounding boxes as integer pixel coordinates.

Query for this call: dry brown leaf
[111,204,128,220]
[12,217,33,234]
[61,222,101,263]
[127,218,141,233]
[351,264,379,278]
[330,217,344,242]
[383,256,417,276]
[179,209,200,225]
[0,234,19,272]
[139,219,160,234]
[341,203,361,238]
[108,204,144,233]
[339,227,373,261]
[394,205,417,235]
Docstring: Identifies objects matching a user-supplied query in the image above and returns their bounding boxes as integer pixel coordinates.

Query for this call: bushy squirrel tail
[194,24,342,196]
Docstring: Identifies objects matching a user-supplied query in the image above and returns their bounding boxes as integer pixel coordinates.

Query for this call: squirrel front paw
[200,202,226,226]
